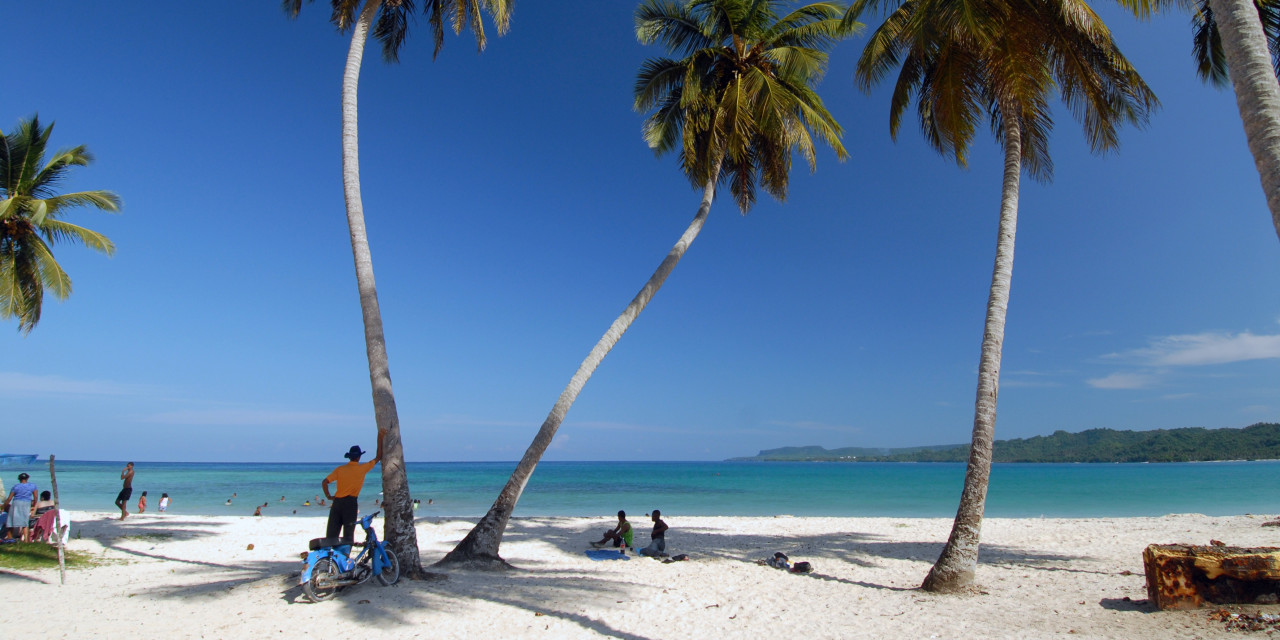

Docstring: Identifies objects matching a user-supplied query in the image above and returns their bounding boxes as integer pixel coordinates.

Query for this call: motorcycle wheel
[375,547,400,586]
[303,557,341,602]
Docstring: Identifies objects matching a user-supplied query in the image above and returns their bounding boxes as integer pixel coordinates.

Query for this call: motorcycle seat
[309,537,349,550]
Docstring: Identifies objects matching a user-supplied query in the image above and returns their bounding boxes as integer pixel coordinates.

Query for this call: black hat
[344,445,365,460]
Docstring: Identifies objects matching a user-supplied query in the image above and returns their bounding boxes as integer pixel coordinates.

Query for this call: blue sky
[3,1,1277,463]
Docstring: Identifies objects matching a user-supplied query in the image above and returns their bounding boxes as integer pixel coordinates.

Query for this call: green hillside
[730,422,1280,463]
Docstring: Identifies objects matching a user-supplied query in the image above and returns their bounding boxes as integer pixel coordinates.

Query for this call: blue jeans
[640,538,666,556]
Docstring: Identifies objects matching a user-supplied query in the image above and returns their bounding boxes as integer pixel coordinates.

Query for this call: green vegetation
[732,422,1280,463]
[0,542,99,571]
[0,115,121,333]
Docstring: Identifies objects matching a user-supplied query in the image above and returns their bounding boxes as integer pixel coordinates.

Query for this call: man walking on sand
[115,462,134,520]
[322,431,384,541]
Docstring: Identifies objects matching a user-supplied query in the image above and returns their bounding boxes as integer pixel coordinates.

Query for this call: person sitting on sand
[29,491,55,529]
[590,510,634,550]
[639,510,669,557]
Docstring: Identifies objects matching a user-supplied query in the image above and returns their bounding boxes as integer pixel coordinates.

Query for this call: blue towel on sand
[585,549,630,561]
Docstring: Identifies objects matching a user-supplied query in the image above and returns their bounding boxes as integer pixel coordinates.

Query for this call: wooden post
[48,455,65,585]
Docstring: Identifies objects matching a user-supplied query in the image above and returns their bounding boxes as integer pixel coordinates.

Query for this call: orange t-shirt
[325,460,378,498]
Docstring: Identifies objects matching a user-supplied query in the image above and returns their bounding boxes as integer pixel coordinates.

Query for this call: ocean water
[2,459,1276,519]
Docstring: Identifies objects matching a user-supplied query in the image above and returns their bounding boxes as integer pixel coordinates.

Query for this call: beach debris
[1208,608,1280,632]
[246,544,255,551]
[358,600,370,605]
[1211,539,1227,547]
[1143,544,1280,610]
[1263,520,1280,528]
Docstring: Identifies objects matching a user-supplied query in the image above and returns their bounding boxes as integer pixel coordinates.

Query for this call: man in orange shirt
[322,430,384,541]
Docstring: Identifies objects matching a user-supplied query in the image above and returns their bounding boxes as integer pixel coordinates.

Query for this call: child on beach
[137,491,147,513]
[158,493,170,513]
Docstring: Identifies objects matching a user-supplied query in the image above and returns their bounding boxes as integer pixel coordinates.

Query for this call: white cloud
[1116,331,1280,366]
[142,409,366,427]
[1087,373,1156,389]
[0,371,153,397]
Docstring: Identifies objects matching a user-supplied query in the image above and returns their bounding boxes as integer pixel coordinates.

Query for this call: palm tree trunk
[1209,0,1280,243]
[436,173,720,568]
[340,0,430,579]
[921,110,1021,593]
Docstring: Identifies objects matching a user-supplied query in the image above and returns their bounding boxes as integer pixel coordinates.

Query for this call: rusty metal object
[1144,544,1280,610]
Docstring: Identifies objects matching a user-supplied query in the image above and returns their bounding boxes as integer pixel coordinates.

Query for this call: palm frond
[39,220,116,256]
[29,236,71,301]
[637,0,715,54]
[374,0,412,61]
[636,0,848,211]
[38,190,122,218]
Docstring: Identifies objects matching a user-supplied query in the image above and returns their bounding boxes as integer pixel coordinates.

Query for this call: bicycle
[300,510,400,602]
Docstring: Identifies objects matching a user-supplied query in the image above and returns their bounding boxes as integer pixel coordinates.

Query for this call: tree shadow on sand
[69,515,298,598]
[316,514,1093,637]
[281,563,662,639]
[492,518,1092,575]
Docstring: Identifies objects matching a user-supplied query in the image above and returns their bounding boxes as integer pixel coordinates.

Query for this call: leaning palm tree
[846,0,1157,591]
[438,0,855,568]
[0,115,120,333]
[1188,0,1280,84]
[283,0,511,579]
[1180,0,1280,243]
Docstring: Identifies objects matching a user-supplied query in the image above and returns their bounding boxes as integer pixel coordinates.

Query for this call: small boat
[0,454,37,466]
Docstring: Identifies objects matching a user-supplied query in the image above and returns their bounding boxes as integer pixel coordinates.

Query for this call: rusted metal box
[1143,544,1280,610]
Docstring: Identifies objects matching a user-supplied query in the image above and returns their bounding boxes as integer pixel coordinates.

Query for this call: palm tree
[282,0,511,579]
[1183,0,1280,243]
[0,115,120,333]
[1188,0,1280,84]
[438,0,854,568]
[846,0,1157,591]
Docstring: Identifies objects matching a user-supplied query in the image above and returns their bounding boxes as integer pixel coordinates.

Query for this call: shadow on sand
[50,515,1102,640]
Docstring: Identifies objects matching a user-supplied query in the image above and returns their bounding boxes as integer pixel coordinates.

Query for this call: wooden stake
[49,455,65,585]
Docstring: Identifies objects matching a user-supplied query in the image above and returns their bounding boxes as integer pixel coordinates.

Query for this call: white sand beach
[4,512,1279,638]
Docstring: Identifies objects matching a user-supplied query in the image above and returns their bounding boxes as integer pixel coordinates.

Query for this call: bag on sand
[790,561,813,574]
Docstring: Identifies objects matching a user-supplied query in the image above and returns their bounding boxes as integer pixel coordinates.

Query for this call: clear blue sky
[3,1,1277,463]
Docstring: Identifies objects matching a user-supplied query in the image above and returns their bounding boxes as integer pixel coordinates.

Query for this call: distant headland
[728,422,1280,463]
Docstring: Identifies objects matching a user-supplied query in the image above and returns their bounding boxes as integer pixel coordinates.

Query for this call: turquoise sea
[2,459,1276,519]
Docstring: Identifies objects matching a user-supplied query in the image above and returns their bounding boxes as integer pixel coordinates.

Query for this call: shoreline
[5,512,1279,638]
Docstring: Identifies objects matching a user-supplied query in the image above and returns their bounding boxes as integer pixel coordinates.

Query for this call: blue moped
[300,510,399,602]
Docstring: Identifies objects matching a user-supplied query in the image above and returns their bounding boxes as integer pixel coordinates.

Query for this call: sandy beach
[5,511,1280,638]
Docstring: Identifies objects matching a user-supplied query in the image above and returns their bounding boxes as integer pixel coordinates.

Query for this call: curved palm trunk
[340,0,428,579]
[921,111,1021,593]
[1209,0,1280,243]
[437,174,719,568]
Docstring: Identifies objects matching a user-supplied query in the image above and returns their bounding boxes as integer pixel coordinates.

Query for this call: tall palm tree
[438,0,854,568]
[1189,0,1280,84]
[1183,0,1280,243]
[283,0,511,579]
[0,115,120,333]
[846,0,1157,591]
